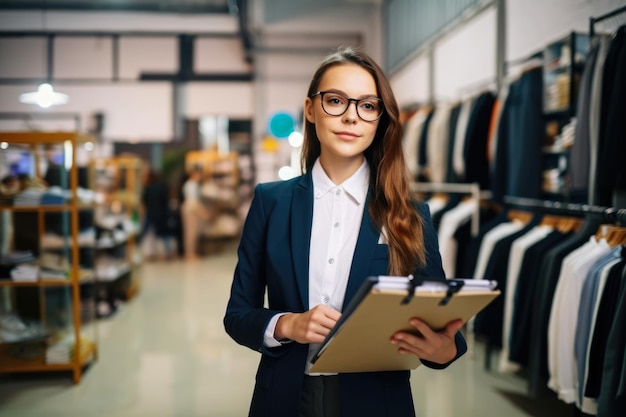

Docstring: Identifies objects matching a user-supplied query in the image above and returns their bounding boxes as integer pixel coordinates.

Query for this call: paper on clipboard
[308,276,500,374]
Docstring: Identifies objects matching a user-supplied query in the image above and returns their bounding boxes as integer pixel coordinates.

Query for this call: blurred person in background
[180,167,209,261]
[139,170,172,260]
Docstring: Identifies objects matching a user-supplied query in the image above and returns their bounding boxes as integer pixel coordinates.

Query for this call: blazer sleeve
[223,183,287,356]
[414,201,468,369]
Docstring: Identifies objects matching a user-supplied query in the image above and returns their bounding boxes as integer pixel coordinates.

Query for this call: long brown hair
[301,46,426,275]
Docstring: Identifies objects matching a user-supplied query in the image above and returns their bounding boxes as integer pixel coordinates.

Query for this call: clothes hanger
[556,216,584,233]
[539,214,561,228]
[604,226,626,248]
[594,224,626,245]
[506,209,534,225]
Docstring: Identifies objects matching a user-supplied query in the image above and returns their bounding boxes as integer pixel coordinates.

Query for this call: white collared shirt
[263,158,370,365]
[308,158,369,313]
[307,158,369,372]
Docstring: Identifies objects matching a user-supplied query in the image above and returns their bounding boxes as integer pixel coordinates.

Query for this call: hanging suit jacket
[224,171,467,417]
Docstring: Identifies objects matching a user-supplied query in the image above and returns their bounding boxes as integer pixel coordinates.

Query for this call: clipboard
[308,276,500,373]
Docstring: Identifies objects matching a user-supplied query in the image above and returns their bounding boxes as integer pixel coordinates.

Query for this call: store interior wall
[0,2,380,182]
[433,7,496,102]
[3,0,620,179]
[388,0,625,108]
[506,0,625,61]
[389,54,431,108]
[0,11,244,142]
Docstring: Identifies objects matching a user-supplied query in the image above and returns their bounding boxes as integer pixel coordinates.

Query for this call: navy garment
[597,261,626,417]
[417,108,435,182]
[430,194,462,233]
[473,216,540,348]
[526,215,606,398]
[570,39,601,198]
[463,92,495,190]
[585,261,624,398]
[452,205,499,279]
[596,26,626,207]
[457,210,509,279]
[508,230,570,366]
[445,104,462,183]
[492,67,543,202]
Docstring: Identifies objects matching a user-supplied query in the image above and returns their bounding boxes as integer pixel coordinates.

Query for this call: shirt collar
[312,158,369,204]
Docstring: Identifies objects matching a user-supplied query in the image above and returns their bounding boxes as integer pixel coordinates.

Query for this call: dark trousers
[300,375,342,417]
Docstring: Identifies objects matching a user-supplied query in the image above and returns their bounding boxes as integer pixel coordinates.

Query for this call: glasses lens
[320,93,348,116]
[356,98,383,121]
[319,92,383,121]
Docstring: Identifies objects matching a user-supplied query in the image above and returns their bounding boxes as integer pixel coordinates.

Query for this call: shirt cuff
[263,313,291,348]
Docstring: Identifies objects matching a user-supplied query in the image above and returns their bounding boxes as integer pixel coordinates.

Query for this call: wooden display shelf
[0,131,94,145]
[0,271,95,287]
[0,341,96,374]
[0,204,95,212]
[0,130,98,384]
[125,281,140,301]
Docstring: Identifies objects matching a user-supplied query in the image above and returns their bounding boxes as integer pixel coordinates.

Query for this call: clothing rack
[590,4,626,37]
[503,195,626,224]
[479,196,625,374]
[411,182,492,236]
[504,51,543,75]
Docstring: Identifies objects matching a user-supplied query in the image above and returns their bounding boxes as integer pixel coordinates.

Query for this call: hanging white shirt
[437,197,477,278]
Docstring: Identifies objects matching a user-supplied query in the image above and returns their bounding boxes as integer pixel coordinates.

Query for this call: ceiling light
[288,131,303,148]
[19,83,69,108]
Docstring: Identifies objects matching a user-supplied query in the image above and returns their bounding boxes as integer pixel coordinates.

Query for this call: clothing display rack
[504,51,543,75]
[478,195,626,377]
[589,4,626,37]
[503,195,626,224]
[411,182,492,236]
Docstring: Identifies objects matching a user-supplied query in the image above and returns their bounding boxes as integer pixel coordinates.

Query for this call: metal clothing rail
[590,4,626,37]
[410,182,492,236]
[503,195,626,224]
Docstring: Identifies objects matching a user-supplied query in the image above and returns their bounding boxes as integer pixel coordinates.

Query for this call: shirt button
[334,222,339,228]
[336,189,341,195]
[322,297,329,304]
[328,258,334,264]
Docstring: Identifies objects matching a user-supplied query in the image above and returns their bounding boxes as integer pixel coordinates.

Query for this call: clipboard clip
[400,274,423,305]
[438,279,465,306]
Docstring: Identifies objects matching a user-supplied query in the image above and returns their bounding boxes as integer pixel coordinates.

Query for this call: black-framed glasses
[310,91,384,122]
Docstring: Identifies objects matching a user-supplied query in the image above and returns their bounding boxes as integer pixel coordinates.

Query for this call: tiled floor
[0,246,575,416]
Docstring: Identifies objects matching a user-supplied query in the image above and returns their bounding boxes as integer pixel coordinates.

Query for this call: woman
[224,46,466,417]
[180,167,209,260]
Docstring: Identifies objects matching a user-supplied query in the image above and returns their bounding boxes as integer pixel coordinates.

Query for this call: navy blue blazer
[224,171,467,417]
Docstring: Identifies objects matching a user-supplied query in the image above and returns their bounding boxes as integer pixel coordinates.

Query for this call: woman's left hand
[390,318,464,365]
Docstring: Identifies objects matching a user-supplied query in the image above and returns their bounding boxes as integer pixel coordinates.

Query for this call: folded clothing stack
[10,264,39,281]
[0,313,48,343]
[46,333,92,364]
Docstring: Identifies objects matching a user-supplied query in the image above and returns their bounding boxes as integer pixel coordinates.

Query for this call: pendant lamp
[19,83,69,108]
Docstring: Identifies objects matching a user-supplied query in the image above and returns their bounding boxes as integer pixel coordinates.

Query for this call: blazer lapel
[343,194,379,309]
[291,174,314,310]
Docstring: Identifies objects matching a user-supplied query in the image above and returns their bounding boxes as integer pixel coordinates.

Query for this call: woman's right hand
[275,305,341,344]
